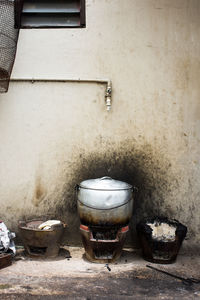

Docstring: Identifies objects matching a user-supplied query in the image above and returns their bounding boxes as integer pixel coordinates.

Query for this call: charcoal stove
[80,224,129,263]
[76,177,134,263]
[18,220,65,258]
[136,217,187,264]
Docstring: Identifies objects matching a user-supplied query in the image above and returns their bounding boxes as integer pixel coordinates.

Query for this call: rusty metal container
[136,217,187,264]
[77,176,134,227]
[18,220,65,258]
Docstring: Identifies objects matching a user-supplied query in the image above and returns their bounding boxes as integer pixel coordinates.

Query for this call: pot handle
[75,184,80,192]
[100,176,112,180]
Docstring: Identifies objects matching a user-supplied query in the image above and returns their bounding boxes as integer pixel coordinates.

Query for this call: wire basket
[0,0,20,92]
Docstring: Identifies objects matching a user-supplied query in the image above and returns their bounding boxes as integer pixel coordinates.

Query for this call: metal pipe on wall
[10,77,112,111]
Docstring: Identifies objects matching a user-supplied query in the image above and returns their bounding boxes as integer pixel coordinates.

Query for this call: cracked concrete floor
[0,247,200,299]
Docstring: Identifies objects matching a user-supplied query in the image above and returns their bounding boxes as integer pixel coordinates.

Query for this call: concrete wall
[0,0,200,248]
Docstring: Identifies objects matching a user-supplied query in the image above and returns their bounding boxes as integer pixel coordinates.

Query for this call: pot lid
[79,176,132,191]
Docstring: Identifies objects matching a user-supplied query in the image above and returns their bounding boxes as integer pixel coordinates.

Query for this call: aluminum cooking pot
[76,176,134,227]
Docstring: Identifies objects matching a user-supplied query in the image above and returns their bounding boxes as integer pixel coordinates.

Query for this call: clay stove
[80,224,129,263]
[18,220,65,258]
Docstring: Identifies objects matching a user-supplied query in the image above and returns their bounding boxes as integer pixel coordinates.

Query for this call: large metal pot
[77,176,134,227]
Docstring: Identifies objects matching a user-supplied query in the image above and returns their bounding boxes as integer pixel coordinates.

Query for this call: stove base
[80,224,129,263]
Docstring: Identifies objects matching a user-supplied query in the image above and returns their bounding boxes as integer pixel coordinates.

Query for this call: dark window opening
[15,0,86,29]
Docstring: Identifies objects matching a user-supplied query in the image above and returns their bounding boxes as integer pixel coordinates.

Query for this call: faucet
[105,81,112,111]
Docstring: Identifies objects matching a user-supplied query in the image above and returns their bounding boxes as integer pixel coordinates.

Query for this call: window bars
[0,0,23,93]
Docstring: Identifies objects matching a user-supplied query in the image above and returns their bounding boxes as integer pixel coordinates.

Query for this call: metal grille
[0,0,20,93]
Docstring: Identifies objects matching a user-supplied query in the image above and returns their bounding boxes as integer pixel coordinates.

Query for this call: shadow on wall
[48,138,177,246]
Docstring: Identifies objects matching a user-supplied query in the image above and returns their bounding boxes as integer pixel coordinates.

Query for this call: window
[15,0,85,28]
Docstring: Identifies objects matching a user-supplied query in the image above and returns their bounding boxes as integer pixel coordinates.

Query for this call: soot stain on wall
[33,175,46,207]
[45,138,177,245]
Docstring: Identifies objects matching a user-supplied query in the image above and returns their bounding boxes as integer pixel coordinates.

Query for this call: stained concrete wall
[0,0,200,249]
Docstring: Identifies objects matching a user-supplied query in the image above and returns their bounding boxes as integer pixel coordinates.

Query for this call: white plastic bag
[0,221,16,255]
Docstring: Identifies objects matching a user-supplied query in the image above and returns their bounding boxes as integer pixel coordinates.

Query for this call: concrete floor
[0,247,200,299]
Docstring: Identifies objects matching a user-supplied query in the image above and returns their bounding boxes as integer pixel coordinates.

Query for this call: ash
[147,221,176,242]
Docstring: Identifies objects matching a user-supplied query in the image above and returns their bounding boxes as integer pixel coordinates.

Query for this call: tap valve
[105,83,112,111]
